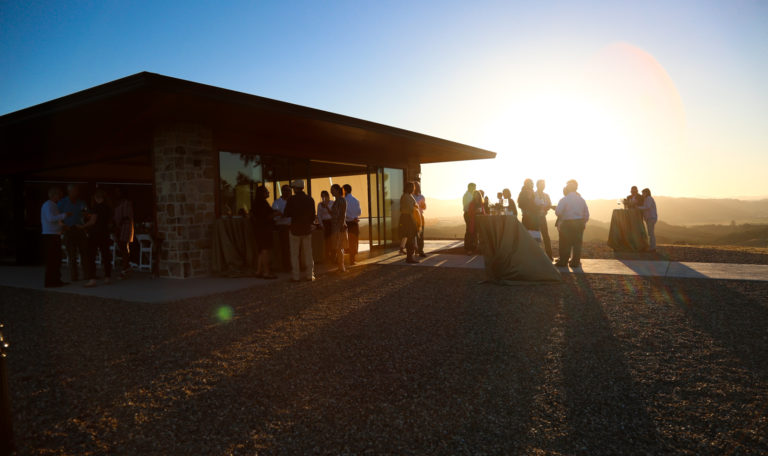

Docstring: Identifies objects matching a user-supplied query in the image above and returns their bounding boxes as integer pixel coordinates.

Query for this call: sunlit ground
[2,265,766,454]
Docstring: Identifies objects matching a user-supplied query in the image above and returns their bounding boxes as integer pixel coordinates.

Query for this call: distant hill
[422,218,767,248]
[587,197,768,225]
[424,196,768,226]
[407,196,768,247]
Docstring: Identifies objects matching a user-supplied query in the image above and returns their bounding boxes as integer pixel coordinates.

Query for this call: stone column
[153,124,216,278]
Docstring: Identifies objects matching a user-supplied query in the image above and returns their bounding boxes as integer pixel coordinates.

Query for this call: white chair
[136,234,153,272]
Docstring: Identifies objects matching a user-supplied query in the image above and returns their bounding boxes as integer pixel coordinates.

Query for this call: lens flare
[215,305,234,322]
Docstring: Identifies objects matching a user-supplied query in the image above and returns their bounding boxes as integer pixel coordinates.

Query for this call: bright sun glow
[424,42,688,202]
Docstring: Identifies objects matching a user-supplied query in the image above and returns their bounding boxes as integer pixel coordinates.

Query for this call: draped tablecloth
[607,209,649,252]
[212,219,328,275]
[211,217,259,275]
[476,215,562,284]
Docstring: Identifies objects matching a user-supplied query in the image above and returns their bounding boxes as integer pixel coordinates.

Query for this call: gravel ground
[436,241,768,265]
[1,265,767,455]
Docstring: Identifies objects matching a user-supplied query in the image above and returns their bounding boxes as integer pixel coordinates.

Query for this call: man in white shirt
[554,179,589,268]
[343,184,362,265]
[639,188,658,252]
[41,187,71,287]
[462,182,476,253]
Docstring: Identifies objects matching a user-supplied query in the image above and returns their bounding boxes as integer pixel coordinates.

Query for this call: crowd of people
[39,176,659,287]
[40,184,135,288]
[248,180,364,282]
[462,178,590,268]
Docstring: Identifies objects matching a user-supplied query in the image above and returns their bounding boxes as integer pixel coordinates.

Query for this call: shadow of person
[559,274,667,453]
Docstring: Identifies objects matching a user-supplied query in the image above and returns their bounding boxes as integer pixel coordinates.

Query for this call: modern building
[0,72,495,277]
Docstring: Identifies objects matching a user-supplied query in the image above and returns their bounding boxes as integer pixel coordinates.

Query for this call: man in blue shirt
[58,184,89,281]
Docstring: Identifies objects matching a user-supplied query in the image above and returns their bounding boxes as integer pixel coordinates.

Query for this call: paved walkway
[367,240,768,282]
[0,241,765,303]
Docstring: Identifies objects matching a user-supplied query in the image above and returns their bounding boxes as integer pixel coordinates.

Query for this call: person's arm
[44,202,68,223]
[79,213,97,229]
[583,201,590,223]
[419,197,427,211]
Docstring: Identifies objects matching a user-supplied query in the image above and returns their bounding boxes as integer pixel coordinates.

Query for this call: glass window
[219,152,262,217]
[382,167,404,245]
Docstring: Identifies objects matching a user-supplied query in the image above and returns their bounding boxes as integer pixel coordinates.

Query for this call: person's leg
[118,242,131,276]
[289,233,301,280]
[463,212,471,252]
[347,221,359,263]
[406,233,416,261]
[540,216,553,260]
[76,230,90,279]
[43,234,61,286]
[646,219,656,251]
[100,236,113,280]
[417,220,425,256]
[323,221,333,262]
[280,227,291,272]
[301,234,314,279]
[84,237,98,285]
[63,230,79,280]
[556,225,571,265]
[570,221,585,266]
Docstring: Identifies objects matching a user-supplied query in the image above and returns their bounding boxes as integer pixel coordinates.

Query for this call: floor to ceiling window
[218,151,404,250]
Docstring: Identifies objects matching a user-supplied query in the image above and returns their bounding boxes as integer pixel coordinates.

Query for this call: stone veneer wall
[153,124,216,278]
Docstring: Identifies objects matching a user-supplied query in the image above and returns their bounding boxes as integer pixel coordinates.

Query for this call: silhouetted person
[58,183,89,281]
[639,188,658,252]
[466,190,485,254]
[80,189,113,287]
[343,184,361,265]
[413,181,427,257]
[329,184,347,273]
[626,186,642,208]
[252,186,277,279]
[284,179,316,282]
[272,184,293,271]
[316,190,334,262]
[501,188,518,216]
[535,179,554,260]
[463,182,477,253]
[517,178,539,231]
[554,180,589,268]
[41,187,70,287]
[400,181,419,263]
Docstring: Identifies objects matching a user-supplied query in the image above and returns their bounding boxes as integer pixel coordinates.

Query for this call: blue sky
[1,0,766,199]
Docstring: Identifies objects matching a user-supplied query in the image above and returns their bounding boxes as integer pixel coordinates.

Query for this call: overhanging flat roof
[0,72,496,175]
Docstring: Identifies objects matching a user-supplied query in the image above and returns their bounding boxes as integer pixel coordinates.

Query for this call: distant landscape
[420,197,768,247]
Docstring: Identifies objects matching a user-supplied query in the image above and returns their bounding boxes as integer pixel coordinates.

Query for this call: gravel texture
[1,265,767,455]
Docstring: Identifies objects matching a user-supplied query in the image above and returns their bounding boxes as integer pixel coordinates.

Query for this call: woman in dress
[329,184,347,272]
[316,190,334,262]
[251,185,278,279]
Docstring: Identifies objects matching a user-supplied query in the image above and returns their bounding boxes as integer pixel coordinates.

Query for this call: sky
[1,0,767,201]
